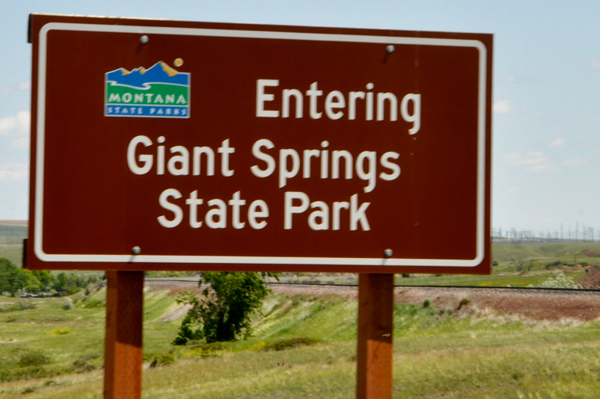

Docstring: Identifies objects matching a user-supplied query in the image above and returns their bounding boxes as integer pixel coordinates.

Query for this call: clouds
[17,81,31,91]
[9,137,29,149]
[0,162,28,181]
[506,136,589,173]
[0,110,30,150]
[503,74,540,84]
[549,138,567,147]
[589,59,600,68]
[561,157,588,166]
[0,81,30,95]
[493,100,512,114]
[0,110,30,136]
[506,151,556,172]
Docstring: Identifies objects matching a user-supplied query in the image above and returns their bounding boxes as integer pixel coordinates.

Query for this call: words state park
[127,135,402,232]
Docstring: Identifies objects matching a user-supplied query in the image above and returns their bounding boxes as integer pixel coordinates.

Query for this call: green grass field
[2,287,600,398]
[395,271,586,287]
[1,240,600,396]
[0,245,23,267]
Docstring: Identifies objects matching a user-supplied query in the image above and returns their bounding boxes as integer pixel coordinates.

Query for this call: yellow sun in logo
[174,58,184,67]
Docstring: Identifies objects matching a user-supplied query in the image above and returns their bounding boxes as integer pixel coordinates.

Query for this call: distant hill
[0,223,27,246]
[0,220,27,227]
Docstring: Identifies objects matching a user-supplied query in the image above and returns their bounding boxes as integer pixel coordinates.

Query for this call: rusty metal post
[356,273,394,399]
[104,271,144,399]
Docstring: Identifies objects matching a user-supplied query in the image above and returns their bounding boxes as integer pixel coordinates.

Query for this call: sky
[1,0,599,236]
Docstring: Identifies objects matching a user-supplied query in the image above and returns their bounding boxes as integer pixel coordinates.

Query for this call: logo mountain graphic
[105,61,190,118]
[106,62,189,89]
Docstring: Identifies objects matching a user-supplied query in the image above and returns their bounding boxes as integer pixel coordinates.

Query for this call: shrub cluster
[173,272,275,345]
[149,353,176,367]
[263,337,321,351]
[18,351,52,368]
[0,257,99,296]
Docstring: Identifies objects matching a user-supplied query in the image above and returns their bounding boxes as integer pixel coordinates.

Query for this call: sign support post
[356,273,394,399]
[104,271,144,399]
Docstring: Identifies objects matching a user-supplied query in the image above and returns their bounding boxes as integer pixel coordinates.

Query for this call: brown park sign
[28,14,492,274]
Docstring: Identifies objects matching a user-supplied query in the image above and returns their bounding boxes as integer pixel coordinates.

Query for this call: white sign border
[35,22,488,267]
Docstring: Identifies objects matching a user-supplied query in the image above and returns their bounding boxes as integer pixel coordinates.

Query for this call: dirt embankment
[146,280,600,323]
[392,287,600,322]
[269,284,600,322]
[579,266,600,289]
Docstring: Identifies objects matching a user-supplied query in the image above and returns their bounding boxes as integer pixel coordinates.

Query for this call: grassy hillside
[0,225,27,266]
[492,242,600,265]
[395,271,586,287]
[0,245,23,267]
[2,288,600,398]
[0,225,27,245]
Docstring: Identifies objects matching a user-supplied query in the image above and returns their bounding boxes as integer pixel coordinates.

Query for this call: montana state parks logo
[105,61,190,118]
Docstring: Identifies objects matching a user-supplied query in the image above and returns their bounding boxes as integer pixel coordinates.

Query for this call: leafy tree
[16,269,42,293]
[173,272,274,344]
[0,258,96,296]
[32,270,56,289]
[52,272,93,295]
[0,257,20,294]
[172,291,203,345]
[52,272,69,292]
[0,258,41,295]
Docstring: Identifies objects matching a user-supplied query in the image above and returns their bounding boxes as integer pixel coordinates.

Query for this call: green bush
[149,353,175,367]
[72,359,97,373]
[62,298,74,310]
[188,341,225,351]
[457,298,470,310]
[0,258,99,296]
[18,298,35,310]
[0,365,63,383]
[53,273,89,295]
[545,260,563,269]
[516,263,524,272]
[173,272,275,344]
[263,337,321,351]
[0,258,43,296]
[18,351,52,367]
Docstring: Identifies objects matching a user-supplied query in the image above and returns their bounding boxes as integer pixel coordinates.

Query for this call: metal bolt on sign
[132,246,141,255]
[384,249,393,258]
[139,35,149,44]
[386,45,395,53]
